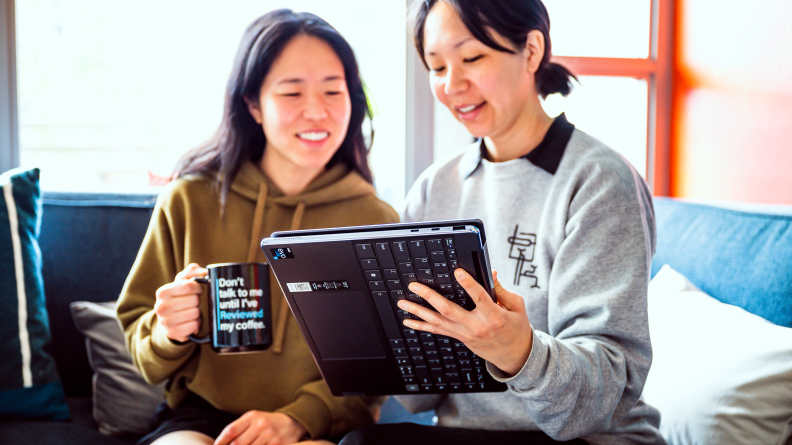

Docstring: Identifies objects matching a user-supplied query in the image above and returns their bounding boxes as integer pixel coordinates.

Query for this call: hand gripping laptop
[260,219,507,396]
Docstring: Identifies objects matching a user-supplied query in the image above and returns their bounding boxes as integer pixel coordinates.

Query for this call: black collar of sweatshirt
[462,113,575,178]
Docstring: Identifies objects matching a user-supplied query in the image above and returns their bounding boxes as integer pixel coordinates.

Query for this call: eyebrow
[276,75,345,85]
[426,37,475,56]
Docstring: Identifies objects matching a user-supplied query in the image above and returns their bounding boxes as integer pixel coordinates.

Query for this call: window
[13,0,408,207]
[430,0,673,193]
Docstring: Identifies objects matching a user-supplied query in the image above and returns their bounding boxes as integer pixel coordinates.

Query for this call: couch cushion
[652,197,792,327]
[0,168,69,420]
[644,265,792,445]
[71,301,165,436]
[39,192,157,397]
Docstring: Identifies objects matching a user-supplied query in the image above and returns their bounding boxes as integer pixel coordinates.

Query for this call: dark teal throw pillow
[0,168,69,419]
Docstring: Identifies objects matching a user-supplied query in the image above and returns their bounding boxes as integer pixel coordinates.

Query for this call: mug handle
[187,276,211,344]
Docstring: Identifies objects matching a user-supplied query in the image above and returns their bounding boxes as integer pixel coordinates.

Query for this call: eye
[325,91,341,96]
[430,66,446,74]
[463,55,483,63]
[280,93,300,97]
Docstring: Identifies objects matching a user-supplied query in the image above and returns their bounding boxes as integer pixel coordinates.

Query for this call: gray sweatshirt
[397,116,666,445]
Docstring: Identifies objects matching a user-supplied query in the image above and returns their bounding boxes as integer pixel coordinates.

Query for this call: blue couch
[1,193,790,444]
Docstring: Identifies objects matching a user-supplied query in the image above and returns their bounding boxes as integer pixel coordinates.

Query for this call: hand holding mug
[154,263,207,343]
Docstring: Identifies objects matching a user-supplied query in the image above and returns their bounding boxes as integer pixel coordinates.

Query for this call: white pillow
[643,265,792,445]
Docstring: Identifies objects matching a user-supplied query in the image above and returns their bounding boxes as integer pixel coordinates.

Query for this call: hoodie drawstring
[246,183,268,263]
[270,200,306,354]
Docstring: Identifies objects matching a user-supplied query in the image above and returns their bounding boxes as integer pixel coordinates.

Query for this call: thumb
[492,270,525,312]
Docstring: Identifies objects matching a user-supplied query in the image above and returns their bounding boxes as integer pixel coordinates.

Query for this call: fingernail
[397,301,407,310]
[408,283,418,292]
[454,269,465,280]
[403,320,414,328]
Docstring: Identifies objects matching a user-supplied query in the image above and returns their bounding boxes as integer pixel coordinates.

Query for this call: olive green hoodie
[116,160,398,439]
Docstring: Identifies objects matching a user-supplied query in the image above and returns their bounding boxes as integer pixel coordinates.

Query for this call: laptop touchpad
[292,291,387,360]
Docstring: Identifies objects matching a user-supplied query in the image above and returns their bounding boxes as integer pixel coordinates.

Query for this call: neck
[259,151,323,197]
[483,96,554,162]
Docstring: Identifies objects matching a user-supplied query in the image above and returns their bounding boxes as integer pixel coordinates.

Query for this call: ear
[244,96,263,125]
[523,30,545,74]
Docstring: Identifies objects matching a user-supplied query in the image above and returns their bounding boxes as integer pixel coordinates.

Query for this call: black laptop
[260,219,507,396]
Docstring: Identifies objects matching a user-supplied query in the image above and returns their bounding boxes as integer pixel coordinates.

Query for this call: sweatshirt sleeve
[116,186,196,385]
[486,167,657,441]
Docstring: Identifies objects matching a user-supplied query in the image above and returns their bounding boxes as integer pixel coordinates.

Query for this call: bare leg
[150,430,214,445]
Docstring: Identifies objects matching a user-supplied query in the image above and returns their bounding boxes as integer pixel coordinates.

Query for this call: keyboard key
[436,273,452,284]
[408,347,423,357]
[402,273,417,285]
[409,240,428,258]
[450,383,462,391]
[450,260,459,270]
[436,384,447,391]
[387,279,402,290]
[408,292,422,303]
[439,346,454,357]
[431,369,446,384]
[361,258,380,270]
[417,269,433,280]
[403,376,416,384]
[447,249,457,259]
[375,242,397,268]
[465,383,477,391]
[414,257,430,268]
[419,332,434,341]
[355,243,376,259]
[415,366,432,385]
[403,328,419,338]
[420,278,436,288]
[406,338,420,347]
[390,339,405,348]
[398,262,415,273]
[462,371,475,383]
[396,358,411,366]
[422,342,438,352]
[438,283,453,293]
[428,359,442,370]
[393,348,408,358]
[446,372,461,384]
[368,280,385,291]
[390,290,406,301]
[459,360,472,370]
[433,262,449,273]
[457,351,470,359]
[427,239,443,250]
[445,238,454,249]
[392,241,411,262]
[383,269,399,280]
[411,356,426,366]
[405,384,420,392]
[365,270,383,280]
[430,251,447,262]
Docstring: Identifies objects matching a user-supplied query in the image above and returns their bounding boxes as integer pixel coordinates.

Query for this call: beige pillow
[70,301,165,436]
[644,265,792,445]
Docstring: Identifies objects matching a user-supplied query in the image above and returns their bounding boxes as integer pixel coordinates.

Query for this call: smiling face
[422,1,540,142]
[247,34,351,184]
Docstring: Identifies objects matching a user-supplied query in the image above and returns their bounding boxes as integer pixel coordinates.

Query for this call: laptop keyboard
[355,236,493,393]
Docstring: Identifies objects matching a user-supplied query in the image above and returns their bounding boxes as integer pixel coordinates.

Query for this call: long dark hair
[409,0,577,98]
[174,9,374,206]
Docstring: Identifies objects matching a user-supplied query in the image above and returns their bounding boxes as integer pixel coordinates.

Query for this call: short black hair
[409,0,577,98]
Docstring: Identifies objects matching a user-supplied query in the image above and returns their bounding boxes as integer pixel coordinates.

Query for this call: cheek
[332,96,353,133]
[432,79,451,109]
[263,99,298,137]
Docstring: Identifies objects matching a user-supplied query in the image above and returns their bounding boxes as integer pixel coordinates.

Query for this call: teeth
[459,105,477,113]
[298,131,329,141]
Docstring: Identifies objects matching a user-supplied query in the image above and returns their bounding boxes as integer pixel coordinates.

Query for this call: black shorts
[135,393,238,445]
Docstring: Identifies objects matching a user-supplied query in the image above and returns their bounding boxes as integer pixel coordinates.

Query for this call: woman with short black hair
[341,1,665,444]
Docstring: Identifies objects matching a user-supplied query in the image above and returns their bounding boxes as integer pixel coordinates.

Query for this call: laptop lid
[261,219,507,396]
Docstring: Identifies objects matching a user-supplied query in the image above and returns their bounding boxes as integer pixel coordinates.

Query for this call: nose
[302,92,328,121]
[444,66,468,96]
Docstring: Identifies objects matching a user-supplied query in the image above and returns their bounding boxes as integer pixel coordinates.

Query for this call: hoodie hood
[228,160,378,354]
[230,160,376,208]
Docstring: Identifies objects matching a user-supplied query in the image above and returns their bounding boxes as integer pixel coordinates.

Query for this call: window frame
[552,0,674,195]
[0,0,18,174]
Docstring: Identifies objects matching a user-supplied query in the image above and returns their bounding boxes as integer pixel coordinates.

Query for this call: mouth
[296,131,330,142]
[454,102,485,116]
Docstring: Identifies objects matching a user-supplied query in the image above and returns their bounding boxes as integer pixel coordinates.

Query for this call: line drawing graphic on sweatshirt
[507,225,540,288]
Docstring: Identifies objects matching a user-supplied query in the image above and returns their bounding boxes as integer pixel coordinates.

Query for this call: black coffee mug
[189,262,272,353]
